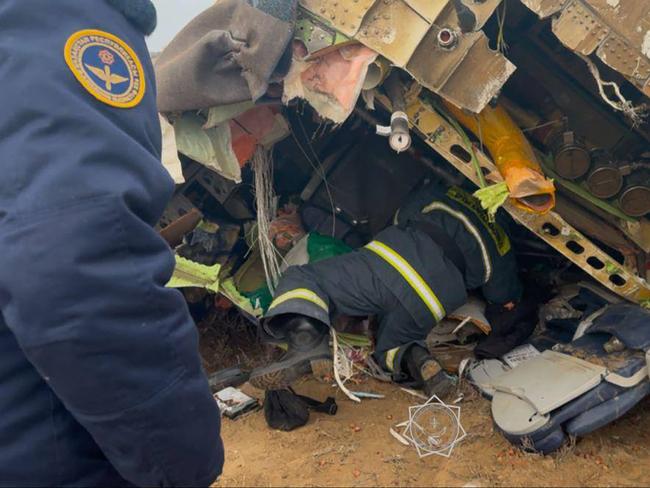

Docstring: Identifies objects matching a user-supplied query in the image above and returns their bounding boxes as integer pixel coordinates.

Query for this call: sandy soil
[214,377,650,487]
[198,311,650,487]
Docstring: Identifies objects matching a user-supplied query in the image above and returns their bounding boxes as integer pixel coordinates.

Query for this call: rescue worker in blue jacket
[249,182,523,397]
[0,1,223,485]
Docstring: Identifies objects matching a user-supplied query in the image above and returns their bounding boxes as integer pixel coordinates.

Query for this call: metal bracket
[378,91,650,304]
[298,0,513,113]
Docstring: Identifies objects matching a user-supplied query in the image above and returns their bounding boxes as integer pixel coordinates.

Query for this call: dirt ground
[212,376,650,487]
[198,313,650,487]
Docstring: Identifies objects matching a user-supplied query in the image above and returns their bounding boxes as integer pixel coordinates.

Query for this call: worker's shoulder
[2,0,153,111]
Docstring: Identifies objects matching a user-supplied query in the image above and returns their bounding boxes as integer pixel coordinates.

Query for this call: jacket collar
[106,0,157,36]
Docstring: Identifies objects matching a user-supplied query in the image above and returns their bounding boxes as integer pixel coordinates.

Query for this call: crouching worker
[250,182,524,397]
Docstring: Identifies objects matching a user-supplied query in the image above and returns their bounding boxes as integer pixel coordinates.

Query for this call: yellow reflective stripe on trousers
[268,288,328,312]
[385,347,400,372]
[365,240,445,322]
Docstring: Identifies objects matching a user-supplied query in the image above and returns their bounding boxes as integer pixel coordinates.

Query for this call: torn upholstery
[155,0,297,112]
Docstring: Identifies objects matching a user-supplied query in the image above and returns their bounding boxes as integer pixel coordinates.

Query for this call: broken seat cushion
[490,306,650,454]
[155,0,297,112]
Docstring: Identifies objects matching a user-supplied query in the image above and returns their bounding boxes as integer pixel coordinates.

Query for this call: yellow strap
[385,347,400,372]
[365,240,445,322]
[268,288,328,313]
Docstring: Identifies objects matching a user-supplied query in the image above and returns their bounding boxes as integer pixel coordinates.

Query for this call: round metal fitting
[552,131,591,180]
[619,185,650,217]
[437,28,458,49]
[587,165,623,199]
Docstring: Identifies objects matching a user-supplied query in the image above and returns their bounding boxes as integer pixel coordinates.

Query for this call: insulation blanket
[283,43,378,123]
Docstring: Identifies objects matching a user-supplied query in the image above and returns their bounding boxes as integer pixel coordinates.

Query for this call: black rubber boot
[403,344,454,399]
[249,315,332,390]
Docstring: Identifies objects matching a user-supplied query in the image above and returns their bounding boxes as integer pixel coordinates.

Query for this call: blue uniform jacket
[0,1,224,486]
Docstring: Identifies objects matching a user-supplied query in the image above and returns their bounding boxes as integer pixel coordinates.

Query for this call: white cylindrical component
[389,111,411,153]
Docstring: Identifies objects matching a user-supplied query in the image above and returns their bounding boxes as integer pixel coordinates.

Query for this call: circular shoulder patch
[64,29,146,108]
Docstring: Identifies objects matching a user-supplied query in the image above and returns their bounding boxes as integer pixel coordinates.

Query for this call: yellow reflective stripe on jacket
[421,201,492,283]
[268,288,328,312]
[365,240,445,322]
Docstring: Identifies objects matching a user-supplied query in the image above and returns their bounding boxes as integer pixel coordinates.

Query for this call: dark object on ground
[474,320,537,359]
[208,366,251,392]
[476,293,539,358]
[264,388,337,431]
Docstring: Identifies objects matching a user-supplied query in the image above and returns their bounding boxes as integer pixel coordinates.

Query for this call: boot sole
[420,359,443,382]
[249,358,333,390]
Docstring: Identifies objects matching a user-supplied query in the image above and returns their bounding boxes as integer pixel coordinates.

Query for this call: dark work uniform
[0,1,223,486]
[265,183,522,374]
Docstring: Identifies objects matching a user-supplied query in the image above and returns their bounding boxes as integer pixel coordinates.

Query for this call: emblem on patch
[64,29,145,108]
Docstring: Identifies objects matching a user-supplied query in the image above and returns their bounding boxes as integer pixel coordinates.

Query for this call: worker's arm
[0,1,223,486]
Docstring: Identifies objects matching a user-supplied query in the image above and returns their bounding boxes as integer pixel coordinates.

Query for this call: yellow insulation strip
[167,255,221,294]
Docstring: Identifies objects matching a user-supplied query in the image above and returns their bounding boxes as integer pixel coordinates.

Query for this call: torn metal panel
[299,0,376,37]
[381,91,650,303]
[520,0,566,18]
[295,9,351,56]
[299,0,513,113]
[459,0,505,30]
[521,0,650,97]
[407,29,516,114]
[552,1,609,55]
[355,0,434,67]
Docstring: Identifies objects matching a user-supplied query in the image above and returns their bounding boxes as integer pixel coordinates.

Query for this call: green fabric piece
[243,285,274,314]
[167,255,221,293]
[605,262,622,275]
[243,232,354,313]
[307,232,353,262]
[473,182,510,221]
